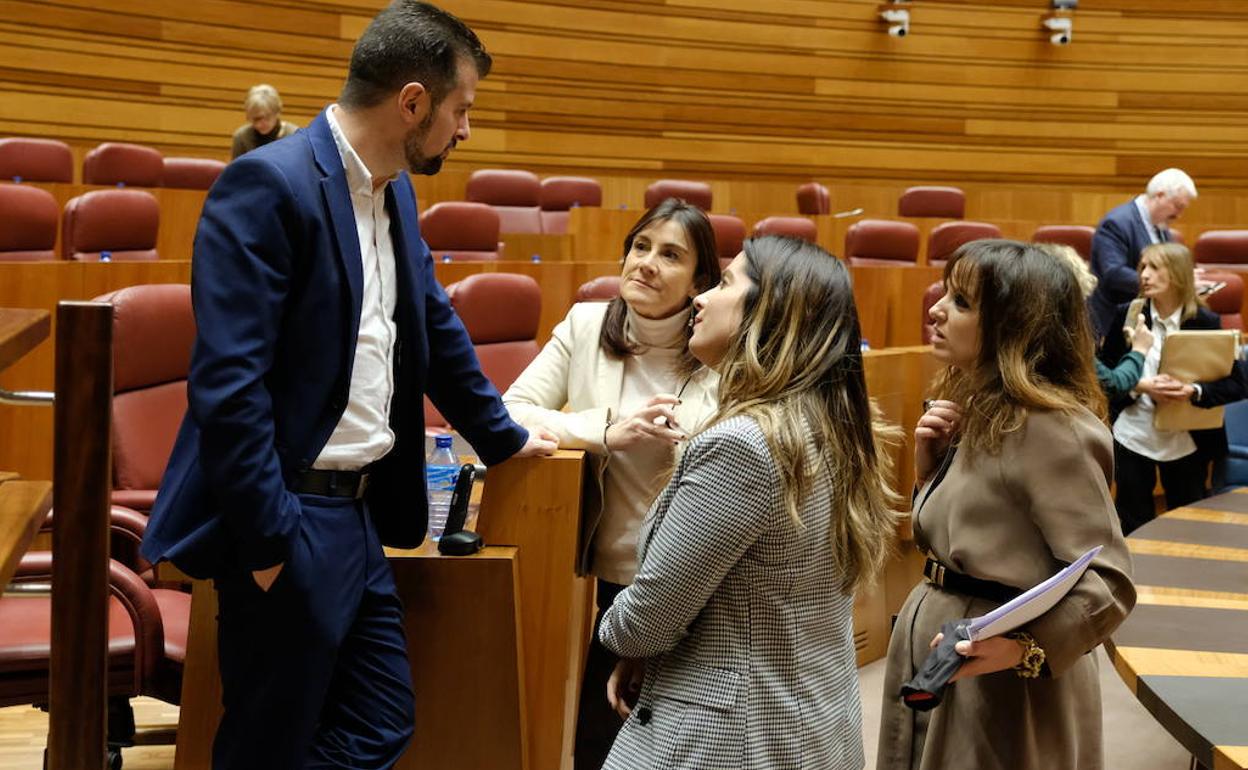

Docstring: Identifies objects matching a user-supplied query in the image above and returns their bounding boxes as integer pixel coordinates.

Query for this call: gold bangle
[1008,631,1046,679]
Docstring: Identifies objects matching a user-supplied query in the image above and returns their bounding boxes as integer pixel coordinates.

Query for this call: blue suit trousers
[212,496,415,769]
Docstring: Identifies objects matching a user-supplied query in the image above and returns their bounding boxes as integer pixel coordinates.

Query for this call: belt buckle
[354,472,370,500]
[924,556,946,588]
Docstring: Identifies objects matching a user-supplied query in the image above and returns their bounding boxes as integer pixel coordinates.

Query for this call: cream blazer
[502,302,719,576]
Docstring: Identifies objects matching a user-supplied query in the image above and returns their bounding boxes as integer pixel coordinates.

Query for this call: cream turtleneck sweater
[593,306,691,585]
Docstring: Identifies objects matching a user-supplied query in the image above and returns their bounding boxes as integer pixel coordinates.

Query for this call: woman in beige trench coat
[877,240,1136,770]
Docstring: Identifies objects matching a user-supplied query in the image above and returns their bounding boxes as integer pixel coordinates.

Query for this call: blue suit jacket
[141,110,527,579]
[1089,199,1169,337]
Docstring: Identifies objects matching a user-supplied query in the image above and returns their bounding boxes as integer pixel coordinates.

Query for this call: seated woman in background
[597,236,901,770]
[1039,242,1155,399]
[230,84,299,159]
[878,240,1135,770]
[1098,242,1246,535]
[501,198,721,770]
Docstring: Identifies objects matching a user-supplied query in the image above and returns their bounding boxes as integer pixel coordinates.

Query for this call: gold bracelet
[1008,631,1046,679]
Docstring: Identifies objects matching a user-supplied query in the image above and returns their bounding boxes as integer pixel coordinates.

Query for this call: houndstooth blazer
[598,415,865,770]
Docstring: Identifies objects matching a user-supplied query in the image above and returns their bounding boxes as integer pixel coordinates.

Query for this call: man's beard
[404,111,452,176]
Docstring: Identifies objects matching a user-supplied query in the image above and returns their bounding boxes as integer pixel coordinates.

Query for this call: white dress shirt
[313,105,399,470]
[1112,304,1197,462]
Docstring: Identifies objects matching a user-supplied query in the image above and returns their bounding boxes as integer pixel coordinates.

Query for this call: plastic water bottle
[530,253,541,263]
[99,250,112,263]
[860,338,870,351]
[441,253,452,263]
[426,435,458,541]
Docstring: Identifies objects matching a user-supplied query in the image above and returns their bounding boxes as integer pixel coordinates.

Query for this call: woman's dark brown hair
[598,198,720,377]
[931,239,1107,453]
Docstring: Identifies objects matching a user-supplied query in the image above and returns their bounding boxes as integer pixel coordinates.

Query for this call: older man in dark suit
[1088,167,1197,337]
[141,3,555,767]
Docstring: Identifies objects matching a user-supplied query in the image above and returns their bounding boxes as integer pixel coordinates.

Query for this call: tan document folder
[1154,329,1239,431]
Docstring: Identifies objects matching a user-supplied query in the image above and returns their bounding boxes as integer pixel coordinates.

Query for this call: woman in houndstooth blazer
[597,235,902,770]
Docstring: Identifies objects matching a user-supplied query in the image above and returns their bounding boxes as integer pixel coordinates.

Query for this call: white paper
[966,546,1102,641]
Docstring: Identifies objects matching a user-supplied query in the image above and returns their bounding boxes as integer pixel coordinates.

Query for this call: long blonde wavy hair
[708,236,902,594]
[931,239,1106,454]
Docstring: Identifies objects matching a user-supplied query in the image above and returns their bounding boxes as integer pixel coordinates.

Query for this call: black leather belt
[292,468,371,499]
[923,557,1023,605]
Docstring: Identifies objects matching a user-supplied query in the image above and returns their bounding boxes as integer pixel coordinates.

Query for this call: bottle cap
[435,434,453,448]
[100,250,112,262]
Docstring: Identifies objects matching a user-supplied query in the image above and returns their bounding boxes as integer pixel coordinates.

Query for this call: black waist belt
[923,557,1023,605]
[291,467,371,499]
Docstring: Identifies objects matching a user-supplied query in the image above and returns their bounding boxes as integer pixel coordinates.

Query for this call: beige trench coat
[877,407,1136,770]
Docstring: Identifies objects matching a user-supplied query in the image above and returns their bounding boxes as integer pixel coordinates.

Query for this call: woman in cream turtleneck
[503,197,722,769]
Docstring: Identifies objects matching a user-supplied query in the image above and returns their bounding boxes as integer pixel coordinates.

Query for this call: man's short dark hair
[339,1,492,110]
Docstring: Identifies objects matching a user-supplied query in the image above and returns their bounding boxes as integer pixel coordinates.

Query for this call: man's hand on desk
[514,426,559,458]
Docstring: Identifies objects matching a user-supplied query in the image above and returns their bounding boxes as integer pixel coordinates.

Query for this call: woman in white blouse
[502,197,722,769]
[1098,242,1247,534]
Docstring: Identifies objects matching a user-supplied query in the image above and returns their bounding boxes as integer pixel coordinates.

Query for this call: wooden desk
[1105,490,1248,770]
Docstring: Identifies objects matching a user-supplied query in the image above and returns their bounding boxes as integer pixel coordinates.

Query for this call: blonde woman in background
[231,84,300,159]
[1038,242,1154,400]
[598,236,901,769]
[1097,242,1247,534]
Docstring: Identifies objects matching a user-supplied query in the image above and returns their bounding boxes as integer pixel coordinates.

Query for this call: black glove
[900,619,971,711]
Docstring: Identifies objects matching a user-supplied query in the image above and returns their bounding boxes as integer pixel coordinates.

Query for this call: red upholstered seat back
[921,281,944,344]
[753,216,817,243]
[575,276,622,302]
[926,221,1002,266]
[644,180,712,211]
[162,157,225,190]
[898,186,965,219]
[539,176,602,234]
[420,202,501,261]
[93,284,194,507]
[63,189,160,262]
[1201,270,1245,330]
[83,142,164,187]
[425,273,542,428]
[844,219,920,266]
[466,169,542,234]
[709,214,745,263]
[0,137,73,183]
[796,182,830,216]
[1195,230,1248,266]
[1033,225,1095,261]
[0,184,58,261]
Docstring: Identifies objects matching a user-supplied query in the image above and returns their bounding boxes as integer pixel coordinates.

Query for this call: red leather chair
[927,221,1002,267]
[94,284,194,513]
[82,142,164,187]
[898,186,965,219]
[1033,225,1095,261]
[425,273,542,429]
[844,219,920,266]
[1201,270,1245,331]
[0,509,189,759]
[162,157,226,190]
[420,202,501,261]
[62,189,160,261]
[0,184,58,261]
[539,176,602,234]
[709,214,745,268]
[644,180,712,211]
[796,182,831,216]
[466,169,542,234]
[921,281,944,344]
[0,137,73,183]
[1195,230,1248,272]
[575,275,621,302]
[753,216,817,243]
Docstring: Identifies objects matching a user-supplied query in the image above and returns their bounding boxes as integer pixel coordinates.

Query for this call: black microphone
[437,464,483,556]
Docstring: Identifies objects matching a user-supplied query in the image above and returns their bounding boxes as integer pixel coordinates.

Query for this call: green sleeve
[1097,351,1144,400]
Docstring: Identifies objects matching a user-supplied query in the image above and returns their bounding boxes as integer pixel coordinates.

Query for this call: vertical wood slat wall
[1,0,1247,222]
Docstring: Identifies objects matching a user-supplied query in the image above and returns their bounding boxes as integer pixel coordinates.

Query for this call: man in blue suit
[1089,167,1198,337]
[141,3,555,767]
